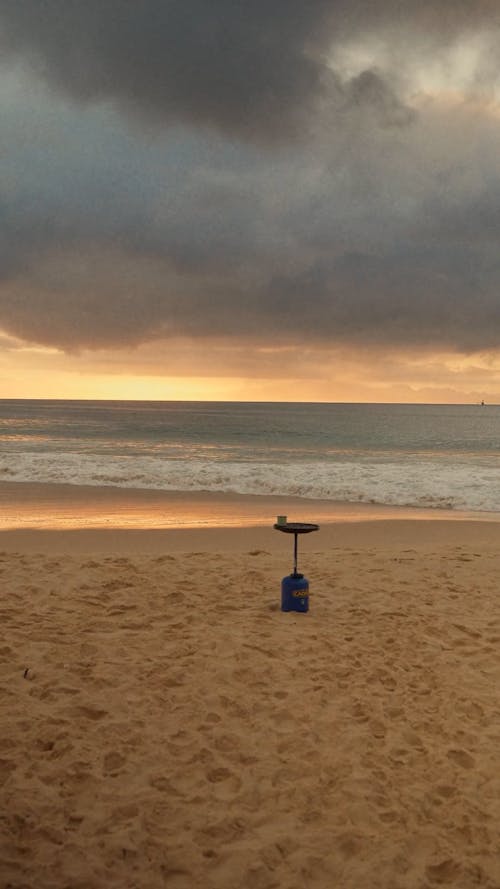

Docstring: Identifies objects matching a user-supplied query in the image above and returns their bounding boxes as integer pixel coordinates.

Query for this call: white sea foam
[1,451,500,513]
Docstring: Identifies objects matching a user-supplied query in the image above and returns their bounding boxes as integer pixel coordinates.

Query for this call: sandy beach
[1,486,500,888]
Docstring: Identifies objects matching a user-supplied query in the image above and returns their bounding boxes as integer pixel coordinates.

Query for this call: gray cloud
[0,0,337,142]
[2,1,495,139]
[0,3,500,358]
[343,70,416,128]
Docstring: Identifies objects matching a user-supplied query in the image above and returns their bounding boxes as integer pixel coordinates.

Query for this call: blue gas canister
[273,521,319,613]
[281,572,309,612]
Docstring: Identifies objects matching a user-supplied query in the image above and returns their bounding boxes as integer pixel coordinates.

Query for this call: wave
[1,451,500,513]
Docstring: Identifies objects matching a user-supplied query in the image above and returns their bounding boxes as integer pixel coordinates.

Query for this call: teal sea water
[1,400,499,513]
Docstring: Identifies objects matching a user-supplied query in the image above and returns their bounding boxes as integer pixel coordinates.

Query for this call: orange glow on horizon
[1,331,500,404]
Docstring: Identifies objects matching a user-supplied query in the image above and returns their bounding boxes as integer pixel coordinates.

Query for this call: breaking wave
[1,451,499,513]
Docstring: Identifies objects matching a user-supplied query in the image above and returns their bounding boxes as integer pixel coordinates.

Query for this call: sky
[1,1,500,403]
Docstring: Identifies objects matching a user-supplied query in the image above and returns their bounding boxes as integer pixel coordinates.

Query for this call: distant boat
[481,400,485,406]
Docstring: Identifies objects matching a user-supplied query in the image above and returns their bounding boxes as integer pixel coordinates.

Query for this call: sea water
[1,400,500,514]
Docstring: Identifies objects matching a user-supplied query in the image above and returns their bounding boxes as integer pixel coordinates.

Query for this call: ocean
[1,399,500,514]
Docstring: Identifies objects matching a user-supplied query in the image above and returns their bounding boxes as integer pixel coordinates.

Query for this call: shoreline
[2,519,500,555]
[2,479,499,555]
[2,480,500,531]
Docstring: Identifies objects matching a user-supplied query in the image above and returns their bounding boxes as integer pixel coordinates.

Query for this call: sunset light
[1,3,500,404]
[2,6,500,885]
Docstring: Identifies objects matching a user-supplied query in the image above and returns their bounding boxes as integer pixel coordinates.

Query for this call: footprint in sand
[72,705,108,721]
[213,734,239,753]
[447,748,475,769]
[103,751,127,775]
[206,766,242,797]
[206,767,234,783]
[351,702,370,723]
[159,866,192,889]
[0,758,16,783]
[425,858,461,884]
[435,785,457,799]
[102,579,135,592]
[197,816,247,843]
[452,623,481,639]
[369,720,386,739]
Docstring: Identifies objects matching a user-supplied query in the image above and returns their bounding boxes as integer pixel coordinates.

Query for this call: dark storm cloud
[1,1,497,140]
[266,246,500,352]
[0,0,336,141]
[343,70,416,128]
[1,2,500,356]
